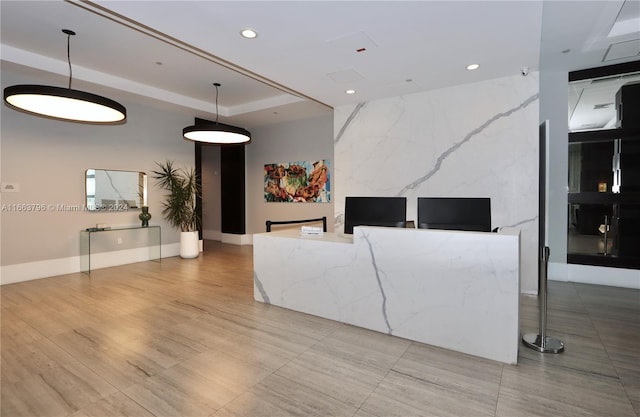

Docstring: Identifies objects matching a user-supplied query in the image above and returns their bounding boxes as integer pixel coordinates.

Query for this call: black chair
[266,216,327,232]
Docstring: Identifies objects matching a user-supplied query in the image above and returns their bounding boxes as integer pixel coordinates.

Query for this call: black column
[195,141,203,240]
[220,144,246,234]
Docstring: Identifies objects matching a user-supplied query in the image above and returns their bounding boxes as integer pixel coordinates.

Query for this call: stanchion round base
[522,333,565,353]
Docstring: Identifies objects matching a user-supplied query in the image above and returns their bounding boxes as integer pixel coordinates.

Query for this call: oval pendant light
[183,83,251,144]
[3,29,126,124]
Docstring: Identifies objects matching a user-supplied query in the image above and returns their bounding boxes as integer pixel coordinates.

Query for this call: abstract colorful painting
[264,159,330,202]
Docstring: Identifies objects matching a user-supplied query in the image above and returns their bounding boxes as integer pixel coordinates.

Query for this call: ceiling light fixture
[183,83,251,144]
[3,29,126,124]
[345,89,356,95]
[466,63,480,71]
[240,28,258,39]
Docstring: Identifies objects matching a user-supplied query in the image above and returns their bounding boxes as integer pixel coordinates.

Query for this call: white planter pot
[180,231,200,259]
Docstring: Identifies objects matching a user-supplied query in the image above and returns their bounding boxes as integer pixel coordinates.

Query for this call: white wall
[1,65,196,283]
[540,70,569,266]
[245,114,334,237]
[334,73,540,293]
[540,70,570,281]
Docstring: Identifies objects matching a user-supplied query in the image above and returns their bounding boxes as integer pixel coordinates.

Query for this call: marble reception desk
[253,226,521,364]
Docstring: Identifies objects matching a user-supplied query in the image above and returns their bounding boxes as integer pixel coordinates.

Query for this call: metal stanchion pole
[522,246,565,353]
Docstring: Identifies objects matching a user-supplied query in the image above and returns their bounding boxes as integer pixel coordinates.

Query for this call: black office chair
[266,216,327,232]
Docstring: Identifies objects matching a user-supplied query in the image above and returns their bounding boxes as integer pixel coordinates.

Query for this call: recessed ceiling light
[240,28,258,39]
[345,89,356,95]
[466,64,480,71]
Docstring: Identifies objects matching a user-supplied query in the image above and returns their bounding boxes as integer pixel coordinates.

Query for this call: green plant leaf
[152,160,202,232]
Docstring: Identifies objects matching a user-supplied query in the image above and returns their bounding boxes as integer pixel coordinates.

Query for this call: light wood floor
[1,241,638,417]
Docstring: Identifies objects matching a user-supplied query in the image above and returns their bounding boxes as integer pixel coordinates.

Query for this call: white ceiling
[1,1,639,130]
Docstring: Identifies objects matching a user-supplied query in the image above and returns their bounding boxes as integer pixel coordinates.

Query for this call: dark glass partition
[567,62,640,270]
[567,134,640,268]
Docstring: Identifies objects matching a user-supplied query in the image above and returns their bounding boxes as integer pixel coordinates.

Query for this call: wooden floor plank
[1,240,638,417]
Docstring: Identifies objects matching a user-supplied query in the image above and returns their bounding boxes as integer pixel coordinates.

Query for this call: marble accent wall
[334,74,540,293]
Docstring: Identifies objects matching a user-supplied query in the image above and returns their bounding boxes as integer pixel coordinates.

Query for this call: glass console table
[80,225,161,274]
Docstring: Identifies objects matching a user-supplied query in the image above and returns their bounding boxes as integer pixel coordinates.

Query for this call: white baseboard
[1,257,81,285]
[203,229,221,241]
[162,243,181,258]
[548,262,569,282]
[220,233,253,245]
[1,243,180,285]
[203,229,253,245]
[549,261,640,289]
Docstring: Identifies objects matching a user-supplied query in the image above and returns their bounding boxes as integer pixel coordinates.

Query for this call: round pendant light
[3,29,126,124]
[183,83,251,144]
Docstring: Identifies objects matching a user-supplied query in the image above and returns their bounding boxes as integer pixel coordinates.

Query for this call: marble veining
[361,232,393,334]
[335,102,367,144]
[253,272,270,304]
[507,215,538,228]
[395,93,539,197]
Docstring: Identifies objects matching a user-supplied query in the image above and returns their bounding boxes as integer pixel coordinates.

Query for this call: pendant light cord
[62,29,76,89]
[214,82,220,124]
[67,33,72,89]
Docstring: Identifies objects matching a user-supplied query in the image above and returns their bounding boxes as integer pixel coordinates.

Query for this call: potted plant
[152,160,201,258]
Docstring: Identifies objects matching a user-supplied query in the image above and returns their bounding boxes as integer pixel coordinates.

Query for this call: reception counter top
[253,226,520,364]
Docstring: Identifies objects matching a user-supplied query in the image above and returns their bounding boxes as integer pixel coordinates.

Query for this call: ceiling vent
[603,38,640,62]
[593,103,613,109]
[326,69,365,83]
[326,31,378,52]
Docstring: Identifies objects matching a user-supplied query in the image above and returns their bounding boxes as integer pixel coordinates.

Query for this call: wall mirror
[85,169,147,211]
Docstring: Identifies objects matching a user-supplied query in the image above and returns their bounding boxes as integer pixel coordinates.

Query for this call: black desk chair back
[266,216,327,232]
